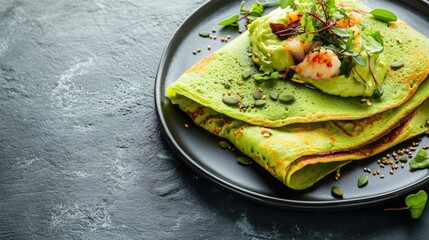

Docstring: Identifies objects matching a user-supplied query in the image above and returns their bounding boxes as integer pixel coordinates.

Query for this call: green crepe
[167,1,429,127]
[172,78,429,189]
[166,0,429,189]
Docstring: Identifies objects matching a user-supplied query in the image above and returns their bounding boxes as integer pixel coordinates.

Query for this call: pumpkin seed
[390,61,404,69]
[237,156,252,165]
[269,90,278,100]
[242,68,252,79]
[357,175,369,187]
[253,90,263,100]
[254,99,266,106]
[218,141,230,149]
[399,155,408,163]
[222,95,239,105]
[331,186,344,199]
[278,93,295,103]
[199,31,210,37]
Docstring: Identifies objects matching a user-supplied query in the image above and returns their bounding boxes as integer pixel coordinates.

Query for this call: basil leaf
[218,14,240,26]
[370,8,397,23]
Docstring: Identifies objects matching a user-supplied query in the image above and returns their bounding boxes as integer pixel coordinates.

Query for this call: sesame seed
[395,37,402,43]
[389,169,394,174]
[380,174,385,179]
[184,123,189,128]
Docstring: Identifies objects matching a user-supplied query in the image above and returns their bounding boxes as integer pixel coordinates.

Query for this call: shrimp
[295,47,341,80]
[336,11,362,28]
[283,36,323,63]
[288,10,302,23]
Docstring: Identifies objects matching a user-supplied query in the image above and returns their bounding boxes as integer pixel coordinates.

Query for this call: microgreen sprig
[384,190,428,219]
[272,0,392,95]
[218,1,265,27]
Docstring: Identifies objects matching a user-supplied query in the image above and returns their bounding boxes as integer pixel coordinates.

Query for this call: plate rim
[154,0,429,210]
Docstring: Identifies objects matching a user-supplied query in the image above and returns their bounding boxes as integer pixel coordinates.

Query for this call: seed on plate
[389,169,394,174]
[331,186,344,199]
[218,141,230,149]
[199,31,210,37]
[207,45,211,50]
[380,174,385,179]
[237,156,252,165]
[211,28,216,33]
[358,175,369,188]
[184,123,189,128]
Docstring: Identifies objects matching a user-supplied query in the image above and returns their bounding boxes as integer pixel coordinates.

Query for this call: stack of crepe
[166,0,429,190]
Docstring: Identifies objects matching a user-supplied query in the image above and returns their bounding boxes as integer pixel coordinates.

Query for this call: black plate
[155,0,429,210]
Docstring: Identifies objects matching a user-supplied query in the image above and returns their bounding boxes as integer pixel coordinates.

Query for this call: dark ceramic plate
[155,0,429,210]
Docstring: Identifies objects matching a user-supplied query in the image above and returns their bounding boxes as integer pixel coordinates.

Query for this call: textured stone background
[1,0,429,239]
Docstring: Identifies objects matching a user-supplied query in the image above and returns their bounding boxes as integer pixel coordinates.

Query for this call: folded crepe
[166,0,429,190]
[167,1,429,127]
[173,79,429,189]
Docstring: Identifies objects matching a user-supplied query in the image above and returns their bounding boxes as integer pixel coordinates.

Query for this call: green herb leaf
[340,58,351,77]
[331,26,351,37]
[372,31,384,47]
[405,190,428,219]
[270,71,279,79]
[218,14,240,26]
[370,8,397,23]
[384,190,428,219]
[338,8,349,19]
[277,0,295,9]
[409,149,429,170]
[251,3,264,16]
[362,33,384,54]
[346,35,355,50]
[352,55,367,66]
